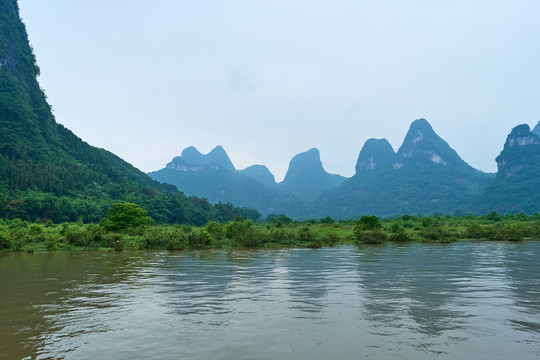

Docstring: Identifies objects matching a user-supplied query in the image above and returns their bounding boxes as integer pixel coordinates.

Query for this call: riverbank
[1,212,540,252]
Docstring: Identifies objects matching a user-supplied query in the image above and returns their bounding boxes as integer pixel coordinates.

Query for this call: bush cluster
[2,211,540,252]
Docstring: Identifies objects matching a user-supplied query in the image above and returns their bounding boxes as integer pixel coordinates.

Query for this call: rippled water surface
[1,242,540,359]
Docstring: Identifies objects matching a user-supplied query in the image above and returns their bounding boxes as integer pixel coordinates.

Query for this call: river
[1,242,540,359]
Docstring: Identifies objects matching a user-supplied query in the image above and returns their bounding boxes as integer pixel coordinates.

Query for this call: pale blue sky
[19,0,540,180]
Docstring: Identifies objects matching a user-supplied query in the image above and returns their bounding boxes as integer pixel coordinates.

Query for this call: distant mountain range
[150,118,540,219]
[4,0,540,223]
[311,119,494,218]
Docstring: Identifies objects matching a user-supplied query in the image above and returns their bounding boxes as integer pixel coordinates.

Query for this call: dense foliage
[2,212,540,253]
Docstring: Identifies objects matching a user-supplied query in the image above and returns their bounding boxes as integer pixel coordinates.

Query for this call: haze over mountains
[148,146,347,215]
[3,0,540,223]
[312,119,494,218]
[150,118,540,219]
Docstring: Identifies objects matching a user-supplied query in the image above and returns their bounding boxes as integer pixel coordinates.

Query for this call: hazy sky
[18,0,540,181]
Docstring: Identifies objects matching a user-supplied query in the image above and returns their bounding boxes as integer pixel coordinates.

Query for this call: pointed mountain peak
[355,138,395,173]
[239,165,276,188]
[533,121,540,137]
[206,145,236,171]
[400,118,438,150]
[395,118,468,169]
[503,124,540,150]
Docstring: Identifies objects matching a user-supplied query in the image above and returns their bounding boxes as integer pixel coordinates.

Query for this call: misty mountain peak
[496,124,540,177]
[168,145,236,172]
[503,124,540,150]
[398,119,438,157]
[395,118,468,169]
[355,138,395,173]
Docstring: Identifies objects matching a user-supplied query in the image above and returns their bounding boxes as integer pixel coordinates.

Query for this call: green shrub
[225,220,261,247]
[489,224,523,242]
[101,233,124,250]
[297,226,317,244]
[188,229,213,250]
[269,228,295,245]
[0,232,12,250]
[322,233,340,247]
[307,237,323,249]
[464,223,490,239]
[61,224,90,247]
[28,223,42,236]
[205,221,224,240]
[390,227,411,243]
[46,234,59,251]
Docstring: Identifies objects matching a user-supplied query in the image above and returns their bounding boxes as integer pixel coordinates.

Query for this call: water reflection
[0,251,153,359]
[2,243,540,359]
[284,249,335,316]
[500,244,540,337]
[352,243,519,355]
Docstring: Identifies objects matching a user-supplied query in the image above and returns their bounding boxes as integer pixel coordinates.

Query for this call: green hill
[309,119,493,218]
[473,124,540,214]
[0,0,257,224]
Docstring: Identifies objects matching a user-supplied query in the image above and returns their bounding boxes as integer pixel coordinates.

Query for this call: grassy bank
[1,211,540,252]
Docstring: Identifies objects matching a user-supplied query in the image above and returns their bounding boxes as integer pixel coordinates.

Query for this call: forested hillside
[309,119,493,218]
[0,0,258,224]
[472,124,540,214]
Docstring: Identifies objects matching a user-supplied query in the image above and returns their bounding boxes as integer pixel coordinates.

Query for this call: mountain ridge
[309,119,493,218]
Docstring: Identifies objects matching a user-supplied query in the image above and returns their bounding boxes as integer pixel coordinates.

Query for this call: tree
[101,202,154,231]
[357,215,381,230]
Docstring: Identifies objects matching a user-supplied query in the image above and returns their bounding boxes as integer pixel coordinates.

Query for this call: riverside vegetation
[2,202,540,252]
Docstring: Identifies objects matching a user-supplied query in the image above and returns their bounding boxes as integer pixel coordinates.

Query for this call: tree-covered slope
[0,0,257,224]
[473,124,540,214]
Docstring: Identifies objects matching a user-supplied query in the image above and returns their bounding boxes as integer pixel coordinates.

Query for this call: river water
[1,242,540,360]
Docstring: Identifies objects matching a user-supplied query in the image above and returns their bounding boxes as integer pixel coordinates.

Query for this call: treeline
[0,188,260,225]
[2,210,540,252]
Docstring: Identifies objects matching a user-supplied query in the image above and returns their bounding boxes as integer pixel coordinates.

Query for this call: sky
[18,0,540,181]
